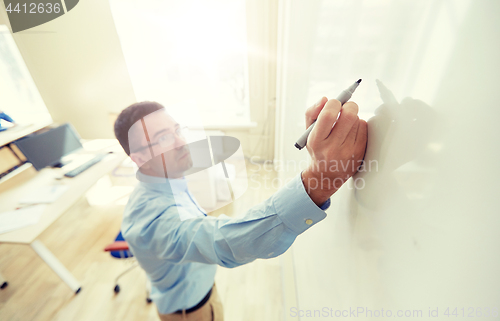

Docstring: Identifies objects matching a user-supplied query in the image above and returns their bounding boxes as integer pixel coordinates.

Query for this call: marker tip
[356,79,362,84]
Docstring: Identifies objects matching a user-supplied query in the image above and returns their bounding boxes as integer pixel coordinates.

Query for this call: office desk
[0,139,127,293]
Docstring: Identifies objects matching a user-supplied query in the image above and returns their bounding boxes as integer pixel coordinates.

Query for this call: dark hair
[114,101,165,155]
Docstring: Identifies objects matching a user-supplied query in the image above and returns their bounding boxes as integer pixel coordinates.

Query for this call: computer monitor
[14,123,83,171]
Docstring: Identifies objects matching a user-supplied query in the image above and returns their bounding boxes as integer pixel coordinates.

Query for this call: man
[114,98,367,321]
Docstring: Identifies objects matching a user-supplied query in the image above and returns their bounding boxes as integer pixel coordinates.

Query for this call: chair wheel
[114,285,120,293]
[146,298,152,304]
[0,282,8,289]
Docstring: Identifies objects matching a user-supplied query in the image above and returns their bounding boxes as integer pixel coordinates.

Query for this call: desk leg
[30,240,82,294]
[0,272,7,289]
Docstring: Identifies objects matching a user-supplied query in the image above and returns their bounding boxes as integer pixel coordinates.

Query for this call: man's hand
[301,97,368,206]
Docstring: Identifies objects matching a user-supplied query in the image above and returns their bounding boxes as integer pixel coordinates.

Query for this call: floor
[0,163,285,321]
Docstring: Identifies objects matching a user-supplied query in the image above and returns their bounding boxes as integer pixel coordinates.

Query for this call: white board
[275,0,500,318]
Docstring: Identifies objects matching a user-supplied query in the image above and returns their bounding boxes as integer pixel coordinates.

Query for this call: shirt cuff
[272,174,328,235]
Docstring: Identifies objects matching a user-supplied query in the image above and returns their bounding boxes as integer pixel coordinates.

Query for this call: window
[109,0,250,127]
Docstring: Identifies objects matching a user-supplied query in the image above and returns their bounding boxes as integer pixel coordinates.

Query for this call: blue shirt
[122,170,330,314]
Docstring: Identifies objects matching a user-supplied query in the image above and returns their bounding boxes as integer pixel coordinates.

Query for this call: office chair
[104,231,152,303]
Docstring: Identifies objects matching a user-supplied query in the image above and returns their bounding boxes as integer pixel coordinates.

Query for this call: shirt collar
[136,170,188,194]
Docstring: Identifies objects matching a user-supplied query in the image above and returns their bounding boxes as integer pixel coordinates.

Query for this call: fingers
[305,96,328,128]
[354,119,368,156]
[310,99,342,141]
[327,101,359,145]
[342,115,360,146]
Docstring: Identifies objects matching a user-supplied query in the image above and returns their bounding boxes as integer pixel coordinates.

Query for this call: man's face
[129,110,192,178]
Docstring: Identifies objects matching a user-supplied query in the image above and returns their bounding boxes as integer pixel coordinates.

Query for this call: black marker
[295,79,362,150]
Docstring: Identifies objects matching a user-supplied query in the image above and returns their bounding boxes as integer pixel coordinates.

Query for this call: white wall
[276,0,500,318]
[0,0,136,139]
[0,0,280,160]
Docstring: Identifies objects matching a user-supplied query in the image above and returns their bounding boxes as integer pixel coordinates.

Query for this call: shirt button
[305,219,313,225]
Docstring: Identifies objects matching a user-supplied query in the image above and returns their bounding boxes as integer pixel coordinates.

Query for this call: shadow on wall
[354,79,443,211]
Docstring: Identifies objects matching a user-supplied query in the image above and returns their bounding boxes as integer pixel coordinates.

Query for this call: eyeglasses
[135,126,189,154]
